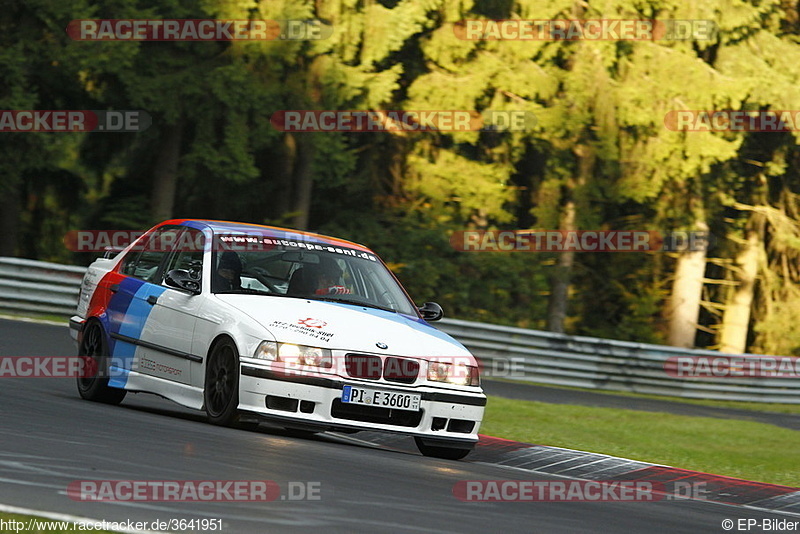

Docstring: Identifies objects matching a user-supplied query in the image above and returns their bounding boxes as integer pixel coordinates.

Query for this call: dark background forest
[3,0,800,355]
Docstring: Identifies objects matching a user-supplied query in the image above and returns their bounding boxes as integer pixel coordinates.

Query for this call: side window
[163,229,205,286]
[118,227,182,283]
[120,250,141,277]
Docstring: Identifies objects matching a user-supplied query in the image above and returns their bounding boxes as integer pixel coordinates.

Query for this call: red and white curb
[349,432,800,515]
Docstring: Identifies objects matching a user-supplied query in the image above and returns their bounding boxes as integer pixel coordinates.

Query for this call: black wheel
[76,320,126,405]
[204,338,243,426]
[414,437,472,460]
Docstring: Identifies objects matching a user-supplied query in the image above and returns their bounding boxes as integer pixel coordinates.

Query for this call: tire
[76,320,127,405]
[414,437,472,460]
[204,338,244,426]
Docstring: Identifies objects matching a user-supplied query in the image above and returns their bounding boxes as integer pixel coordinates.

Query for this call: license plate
[341,385,421,411]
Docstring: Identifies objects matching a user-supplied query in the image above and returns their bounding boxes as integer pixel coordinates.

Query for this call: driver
[311,257,350,295]
[215,251,242,291]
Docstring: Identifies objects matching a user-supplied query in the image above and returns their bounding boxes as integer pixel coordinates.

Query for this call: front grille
[345,354,382,380]
[383,357,419,384]
[330,399,423,427]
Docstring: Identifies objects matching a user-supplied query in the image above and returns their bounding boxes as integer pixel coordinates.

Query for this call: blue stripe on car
[107,280,166,388]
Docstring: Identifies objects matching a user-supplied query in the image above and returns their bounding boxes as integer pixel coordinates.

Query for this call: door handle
[110,283,119,293]
[147,295,159,305]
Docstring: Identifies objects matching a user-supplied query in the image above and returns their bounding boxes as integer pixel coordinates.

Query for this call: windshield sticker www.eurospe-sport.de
[216,234,378,261]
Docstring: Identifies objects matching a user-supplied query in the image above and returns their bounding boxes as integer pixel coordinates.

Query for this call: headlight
[254,341,279,361]
[279,343,333,368]
[254,341,332,368]
[427,361,480,386]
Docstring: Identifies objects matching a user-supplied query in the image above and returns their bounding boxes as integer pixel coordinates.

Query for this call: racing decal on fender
[85,271,168,388]
[269,320,334,342]
[86,271,127,320]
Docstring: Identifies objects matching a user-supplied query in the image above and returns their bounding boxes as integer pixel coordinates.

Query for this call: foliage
[5,0,800,349]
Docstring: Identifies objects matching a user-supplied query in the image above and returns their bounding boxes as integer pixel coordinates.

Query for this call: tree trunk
[290,135,315,230]
[275,133,296,221]
[546,144,593,333]
[546,199,575,333]
[666,220,709,348]
[0,184,20,256]
[719,229,760,353]
[150,120,184,222]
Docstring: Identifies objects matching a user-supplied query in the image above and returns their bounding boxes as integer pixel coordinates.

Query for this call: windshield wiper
[314,296,395,313]
[216,288,281,296]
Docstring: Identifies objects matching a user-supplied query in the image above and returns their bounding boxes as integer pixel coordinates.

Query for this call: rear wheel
[76,321,126,405]
[204,338,248,427]
[414,437,472,460]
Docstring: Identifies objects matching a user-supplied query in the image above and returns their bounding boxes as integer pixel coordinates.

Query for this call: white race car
[71,220,486,459]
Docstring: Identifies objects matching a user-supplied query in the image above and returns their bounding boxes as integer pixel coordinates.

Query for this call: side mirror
[165,269,201,294]
[418,301,443,321]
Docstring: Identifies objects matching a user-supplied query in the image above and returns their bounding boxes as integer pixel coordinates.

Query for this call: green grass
[0,513,114,533]
[487,378,800,415]
[482,395,800,488]
[0,312,69,325]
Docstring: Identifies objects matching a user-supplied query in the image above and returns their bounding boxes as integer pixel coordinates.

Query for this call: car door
[106,226,179,388]
[136,227,207,386]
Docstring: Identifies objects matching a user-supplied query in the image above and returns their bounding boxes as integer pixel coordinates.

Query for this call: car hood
[215,295,472,360]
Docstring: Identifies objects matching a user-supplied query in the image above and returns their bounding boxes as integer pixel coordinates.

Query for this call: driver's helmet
[218,251,242,274]
[308,256,349,295]
[215,251,243,291]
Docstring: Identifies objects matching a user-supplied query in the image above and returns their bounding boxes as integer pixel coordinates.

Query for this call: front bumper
[69,315,85,345]
[238,363,486,446]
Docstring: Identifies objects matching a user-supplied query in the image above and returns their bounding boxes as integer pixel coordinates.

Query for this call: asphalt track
[0,318,795,533]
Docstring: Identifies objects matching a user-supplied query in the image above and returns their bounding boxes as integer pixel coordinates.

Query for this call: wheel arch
[79,316,109,349]
[205,333,241,363]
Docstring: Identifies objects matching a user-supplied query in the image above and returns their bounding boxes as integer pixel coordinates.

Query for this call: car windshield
[211,234,418,316]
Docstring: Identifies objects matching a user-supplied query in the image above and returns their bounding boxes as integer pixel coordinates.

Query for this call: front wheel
[204,338,245,427]
[414,437,473,460]
[76,321,126,405]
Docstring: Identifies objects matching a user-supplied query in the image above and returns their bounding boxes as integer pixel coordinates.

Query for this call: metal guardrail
[437,319,800,404]
[0,257,86,317]
[1,256,799,403]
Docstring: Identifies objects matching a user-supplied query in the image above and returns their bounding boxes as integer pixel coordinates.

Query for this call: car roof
[158,219,374,253]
